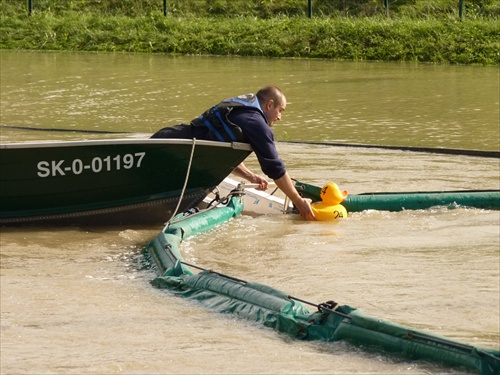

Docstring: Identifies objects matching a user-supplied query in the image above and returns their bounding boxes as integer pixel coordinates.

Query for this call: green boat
[294,180,500,212]
[143,193,500,375]
[0,139,251,225]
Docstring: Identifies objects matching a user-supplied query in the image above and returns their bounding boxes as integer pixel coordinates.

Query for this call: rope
[163,138,197,230]
[407,332,500,362]
[289,294,498,361]
[180,261,248,284]
[287,295,352,319]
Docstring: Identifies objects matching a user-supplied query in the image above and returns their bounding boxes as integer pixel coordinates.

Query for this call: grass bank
[1,2,499,65]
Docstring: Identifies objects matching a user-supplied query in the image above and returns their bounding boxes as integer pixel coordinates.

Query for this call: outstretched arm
[232,163,269,190]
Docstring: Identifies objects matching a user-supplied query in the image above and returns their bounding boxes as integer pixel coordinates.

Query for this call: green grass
[1,1,499,64]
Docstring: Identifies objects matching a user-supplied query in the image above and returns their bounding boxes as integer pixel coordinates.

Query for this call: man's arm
[232,164,315,220]
[232,163,269,190]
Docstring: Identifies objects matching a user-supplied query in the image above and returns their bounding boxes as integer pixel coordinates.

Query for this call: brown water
[1,51,499,375]
[1,51,499,150]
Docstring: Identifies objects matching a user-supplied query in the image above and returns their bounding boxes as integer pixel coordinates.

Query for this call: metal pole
[459,0,464,21]
[308,0,312,18]
[163,0,167,16]
[28,0,33,15]
[384,0,389,16]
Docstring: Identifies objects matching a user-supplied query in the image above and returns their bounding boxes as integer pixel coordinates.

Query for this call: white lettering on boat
[36,152,146,178]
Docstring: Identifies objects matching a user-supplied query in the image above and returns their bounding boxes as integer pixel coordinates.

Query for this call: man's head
[257,85,286,126]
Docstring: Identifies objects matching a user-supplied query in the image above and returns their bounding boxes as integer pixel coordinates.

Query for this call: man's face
[263,96,286,127]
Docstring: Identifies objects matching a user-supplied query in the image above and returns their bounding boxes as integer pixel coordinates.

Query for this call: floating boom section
[294,181,500,212]
[142,197,500,375]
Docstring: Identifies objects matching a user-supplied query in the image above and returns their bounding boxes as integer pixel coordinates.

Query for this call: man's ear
[265,99,274,110]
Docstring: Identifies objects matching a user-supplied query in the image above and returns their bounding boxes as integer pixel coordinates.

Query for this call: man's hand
[251,174,269,190]
[232,163,269,190]
[273,173,315,221]
[294,197,315,221]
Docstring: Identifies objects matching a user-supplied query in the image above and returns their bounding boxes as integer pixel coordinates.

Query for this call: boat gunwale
[0,138,253,151]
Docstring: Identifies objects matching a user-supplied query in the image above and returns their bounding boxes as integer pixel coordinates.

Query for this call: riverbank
[1,9,499,64]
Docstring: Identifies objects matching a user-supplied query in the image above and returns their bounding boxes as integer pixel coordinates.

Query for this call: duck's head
[320,182,348,205]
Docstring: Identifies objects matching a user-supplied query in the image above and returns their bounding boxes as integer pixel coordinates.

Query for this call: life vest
[190,94,266,142]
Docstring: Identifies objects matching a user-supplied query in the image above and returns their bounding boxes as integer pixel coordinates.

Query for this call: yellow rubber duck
[310,182,348,220]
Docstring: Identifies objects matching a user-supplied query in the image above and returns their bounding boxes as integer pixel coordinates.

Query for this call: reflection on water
[0,52,499,375]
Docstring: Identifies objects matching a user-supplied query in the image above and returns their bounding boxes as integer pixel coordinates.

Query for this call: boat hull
[0,139,252,225]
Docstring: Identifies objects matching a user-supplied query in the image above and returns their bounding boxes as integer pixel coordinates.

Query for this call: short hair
[257,85,285,107]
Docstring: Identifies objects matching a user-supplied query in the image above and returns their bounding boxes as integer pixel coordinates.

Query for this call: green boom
[294,181,500,211]
[142,196,499,375]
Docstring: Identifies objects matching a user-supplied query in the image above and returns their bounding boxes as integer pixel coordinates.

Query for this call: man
[152,85,314,220]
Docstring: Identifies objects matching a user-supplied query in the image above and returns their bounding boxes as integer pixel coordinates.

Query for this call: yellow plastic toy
[310,182,348,221]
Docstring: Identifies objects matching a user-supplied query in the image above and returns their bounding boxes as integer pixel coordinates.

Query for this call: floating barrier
[295,181,500,212]
[142,191,499,375]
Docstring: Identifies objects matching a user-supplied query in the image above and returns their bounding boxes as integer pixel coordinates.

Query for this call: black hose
[1,124,132,134]
[6,124,497,158]
[282,141,500,159]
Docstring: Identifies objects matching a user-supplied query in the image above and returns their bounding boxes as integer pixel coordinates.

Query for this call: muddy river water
[1,51,499,375]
